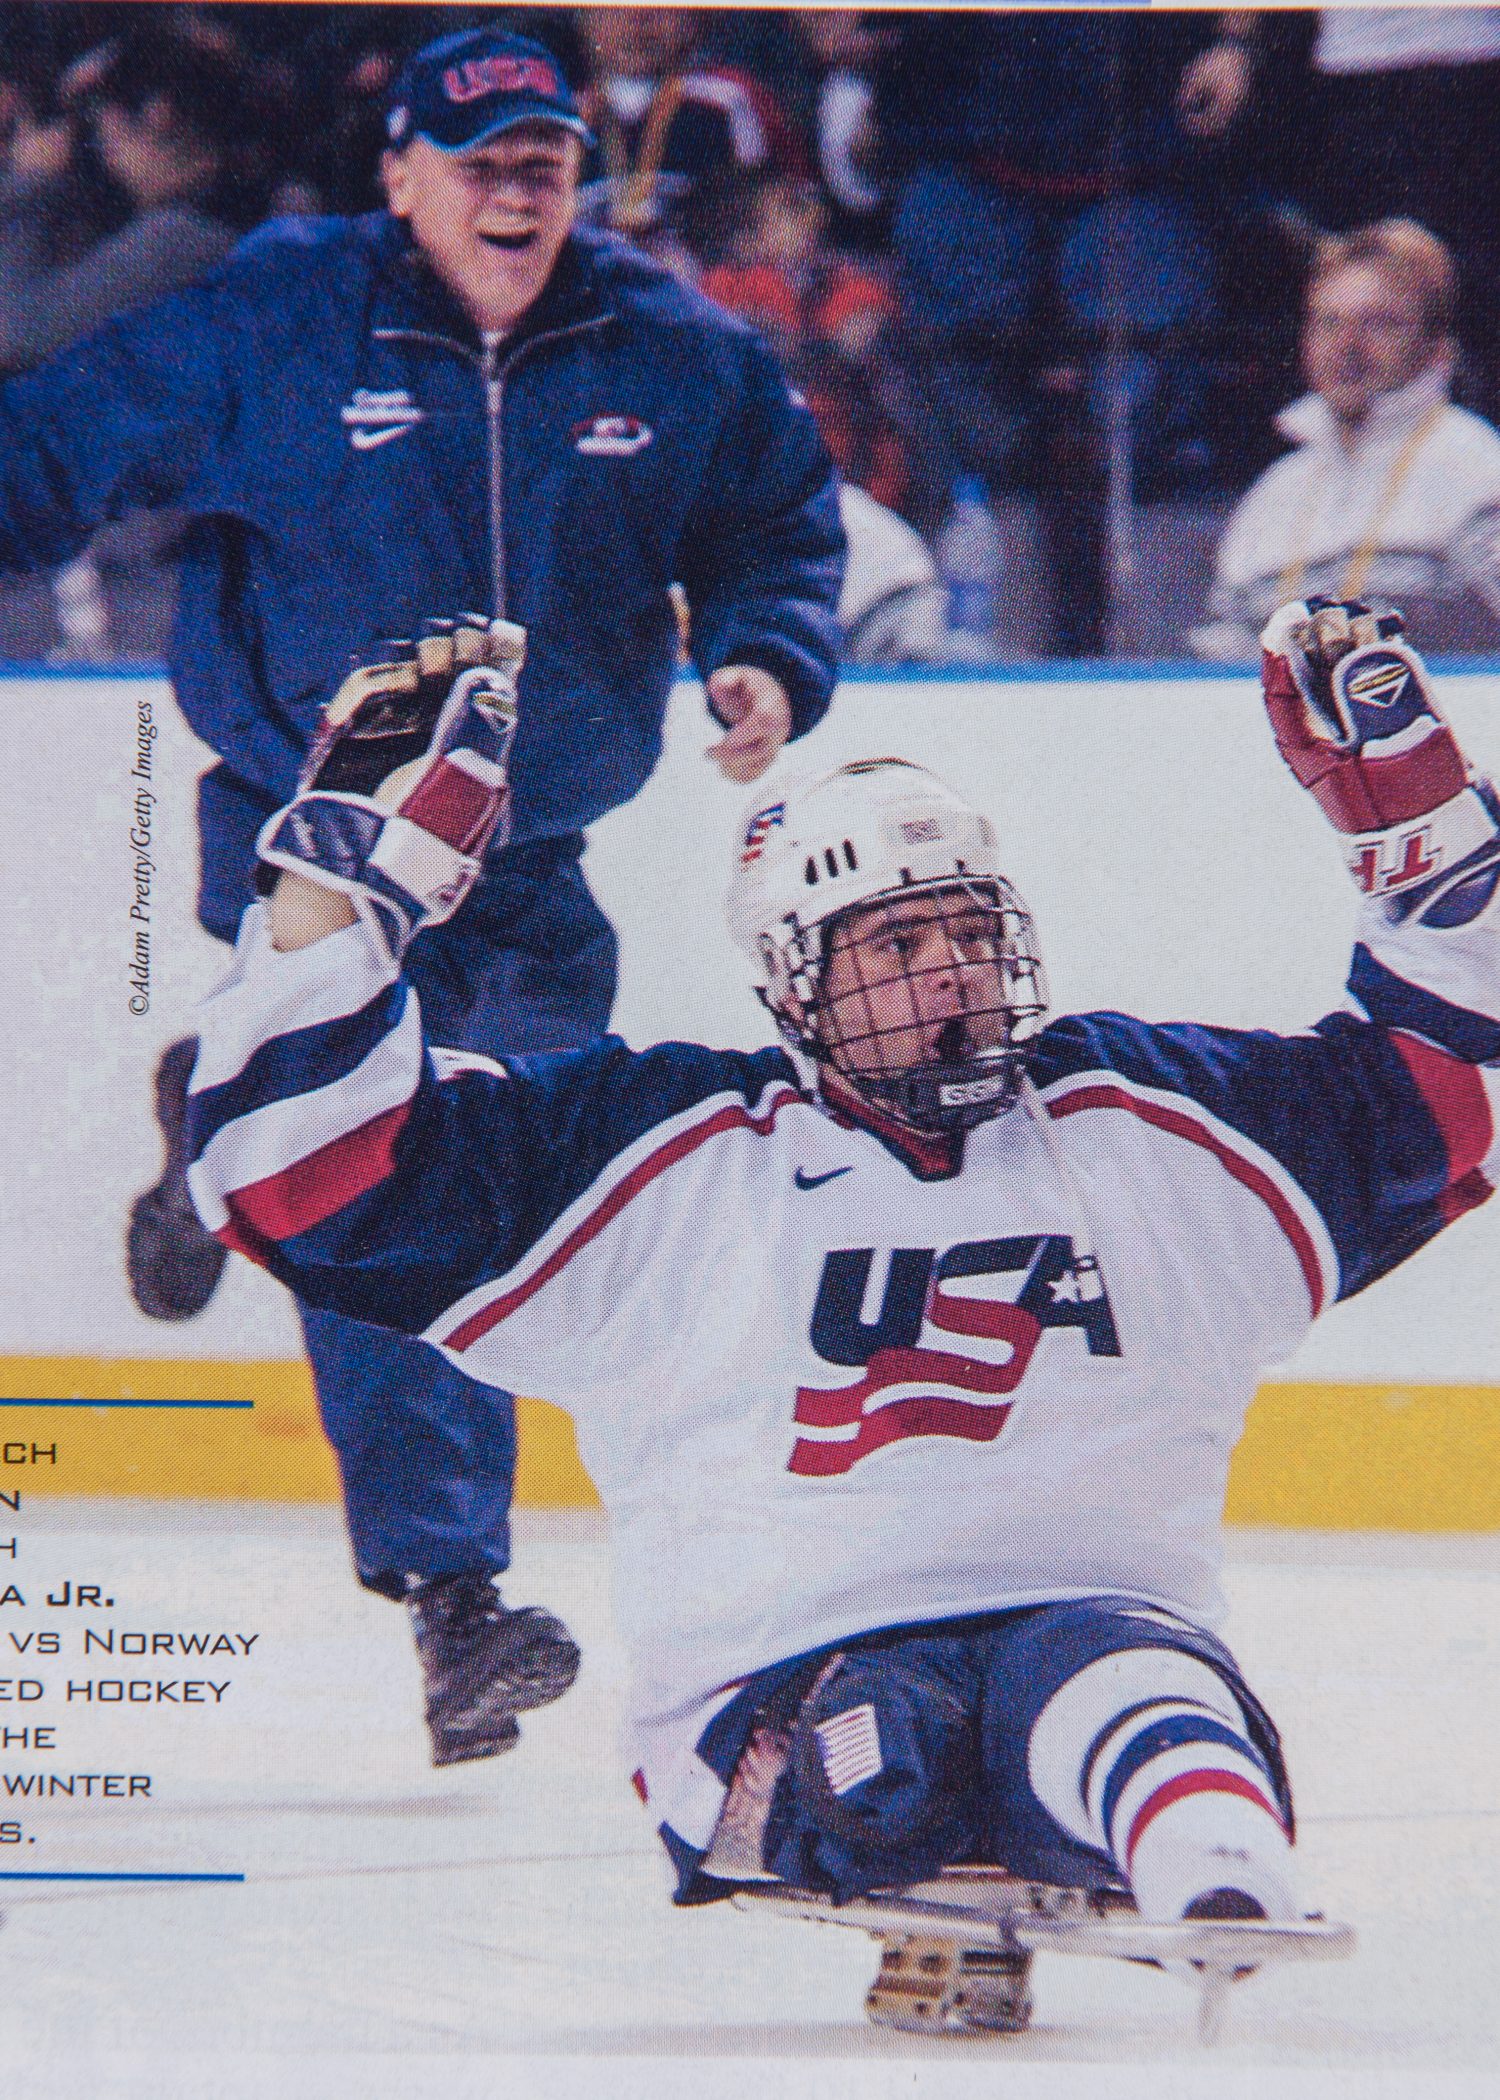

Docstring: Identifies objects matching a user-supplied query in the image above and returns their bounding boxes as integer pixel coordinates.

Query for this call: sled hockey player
[185,600,1500,2006]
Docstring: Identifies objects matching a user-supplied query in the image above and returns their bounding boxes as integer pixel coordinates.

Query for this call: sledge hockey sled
[731,1867,1354,2044]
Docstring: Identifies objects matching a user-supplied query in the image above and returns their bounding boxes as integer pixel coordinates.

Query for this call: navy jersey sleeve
[185,905,797,1338]
[678,331,845,737]
[1033,876,1500,1311]
[1034,1000,1493,1314]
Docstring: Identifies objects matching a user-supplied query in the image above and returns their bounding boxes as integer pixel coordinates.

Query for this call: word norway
[792,1233,1120,1477]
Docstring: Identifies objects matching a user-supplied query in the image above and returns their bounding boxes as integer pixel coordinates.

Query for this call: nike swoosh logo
[349,422,420,451]
[794,1165,854,1191]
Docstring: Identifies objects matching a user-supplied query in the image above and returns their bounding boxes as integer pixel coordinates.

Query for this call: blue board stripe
[0,1400,254,1409]
[8,655,1500,687]
[0,1871,245,1882]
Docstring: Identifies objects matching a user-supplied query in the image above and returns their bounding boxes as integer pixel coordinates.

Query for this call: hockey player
[186,600,1500,1927]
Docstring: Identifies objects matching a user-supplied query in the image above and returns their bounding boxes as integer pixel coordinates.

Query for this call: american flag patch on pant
[815,1703,883,1796]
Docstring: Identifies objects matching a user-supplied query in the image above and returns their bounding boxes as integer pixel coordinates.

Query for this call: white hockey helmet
[726,758,1048,1132]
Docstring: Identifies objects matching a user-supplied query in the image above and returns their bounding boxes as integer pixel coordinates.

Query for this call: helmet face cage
[763,874,1049,1135]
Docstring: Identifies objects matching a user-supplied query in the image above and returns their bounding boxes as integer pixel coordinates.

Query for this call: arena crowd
[5,1,1500,663]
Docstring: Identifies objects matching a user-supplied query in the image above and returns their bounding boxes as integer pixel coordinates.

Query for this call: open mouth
[479,229,538,252]
[932,1017,969,1062]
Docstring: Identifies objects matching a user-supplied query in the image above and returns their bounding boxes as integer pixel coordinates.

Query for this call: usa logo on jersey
[789,1233,1120,1477]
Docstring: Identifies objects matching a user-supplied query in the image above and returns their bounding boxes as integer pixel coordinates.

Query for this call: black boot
[1183,1887,1270,1983]
[127,1038,229,1321]
[1183,1889,1269,1922]
[408,1574,581,1767]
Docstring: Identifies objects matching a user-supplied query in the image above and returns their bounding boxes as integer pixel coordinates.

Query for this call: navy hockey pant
[199,789,617,1594]
[747,1600,1291,1903]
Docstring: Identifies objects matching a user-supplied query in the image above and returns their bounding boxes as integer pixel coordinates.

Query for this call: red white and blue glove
[1260,598,1500,925]
[257,615,523,962]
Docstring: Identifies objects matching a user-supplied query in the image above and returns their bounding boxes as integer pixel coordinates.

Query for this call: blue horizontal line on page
[0,1872,245,1882]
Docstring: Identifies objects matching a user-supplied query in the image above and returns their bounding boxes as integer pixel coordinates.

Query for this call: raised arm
[188,615,531,1322]
[1040,601,1500,1350]
[1256,598,1500,1289]
[188,620,795,1352]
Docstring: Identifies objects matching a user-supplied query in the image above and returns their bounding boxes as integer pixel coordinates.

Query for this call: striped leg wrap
[1028,1648,1294,1922]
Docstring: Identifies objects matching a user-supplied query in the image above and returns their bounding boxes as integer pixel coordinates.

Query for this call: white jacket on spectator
[1194,366,1500,659]
[838,484,952,663]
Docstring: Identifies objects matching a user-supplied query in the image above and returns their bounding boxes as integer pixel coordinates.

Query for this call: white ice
[0,1504,1495,2100]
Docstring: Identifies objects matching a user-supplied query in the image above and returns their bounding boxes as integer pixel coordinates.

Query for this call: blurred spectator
[1178,9,1500,410]
[16,5,1500,667]
[1180,9,1500,226]
[700,170,908,511]
[0,69,126,382]
[788,9,892,253]
[0,17,277,376]
[0,15,281,659]
[1177,10,1280,142]
[837,482,949,664]
[1192,221,1500,659]
[0,3,137,127]
[576,6,802,256]
[873,10,1221,653]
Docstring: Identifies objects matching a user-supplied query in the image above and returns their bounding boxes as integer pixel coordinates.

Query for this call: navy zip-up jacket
[0,213,843,853]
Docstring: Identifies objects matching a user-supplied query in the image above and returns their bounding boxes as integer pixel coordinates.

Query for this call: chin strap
[830,1020,1031,1138]
[882,1048,1026,1133]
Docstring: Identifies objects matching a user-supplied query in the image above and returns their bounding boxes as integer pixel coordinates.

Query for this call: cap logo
[443,54,560,105]
[900,817,943,843]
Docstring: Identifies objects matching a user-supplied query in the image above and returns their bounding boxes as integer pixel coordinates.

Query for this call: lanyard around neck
[1277,399,1445,609]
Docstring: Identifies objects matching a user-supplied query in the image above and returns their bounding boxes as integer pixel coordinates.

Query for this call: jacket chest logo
[342,388,426,452]
[573,414,653,457]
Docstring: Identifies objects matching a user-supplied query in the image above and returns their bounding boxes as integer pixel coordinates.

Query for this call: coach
[0,27,843,1764]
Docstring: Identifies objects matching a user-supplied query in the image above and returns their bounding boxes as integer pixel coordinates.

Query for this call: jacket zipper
[481,332,505,621]
[374,315,611,623]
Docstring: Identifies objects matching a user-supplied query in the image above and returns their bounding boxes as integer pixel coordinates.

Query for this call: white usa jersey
[187,891,1500,1854]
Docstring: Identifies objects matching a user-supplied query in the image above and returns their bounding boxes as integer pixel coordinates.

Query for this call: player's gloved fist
[257,615,524,962]
[1260,597,1500,917]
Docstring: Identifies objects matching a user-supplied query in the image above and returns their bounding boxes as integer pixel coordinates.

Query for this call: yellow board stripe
[1223,1380,1500,1532]
[1,1360,1497,1530]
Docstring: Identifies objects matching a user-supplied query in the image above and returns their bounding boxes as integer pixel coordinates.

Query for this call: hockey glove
[1260,598,1500,925]
[257,615,524,962]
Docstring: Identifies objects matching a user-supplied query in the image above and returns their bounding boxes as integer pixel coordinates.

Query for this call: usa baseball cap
[385,29,594,154]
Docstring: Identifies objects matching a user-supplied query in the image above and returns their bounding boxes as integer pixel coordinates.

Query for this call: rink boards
[7,663,1500,1529]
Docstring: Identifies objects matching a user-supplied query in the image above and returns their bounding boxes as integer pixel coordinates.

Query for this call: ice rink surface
[1,1502,1496,2100]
